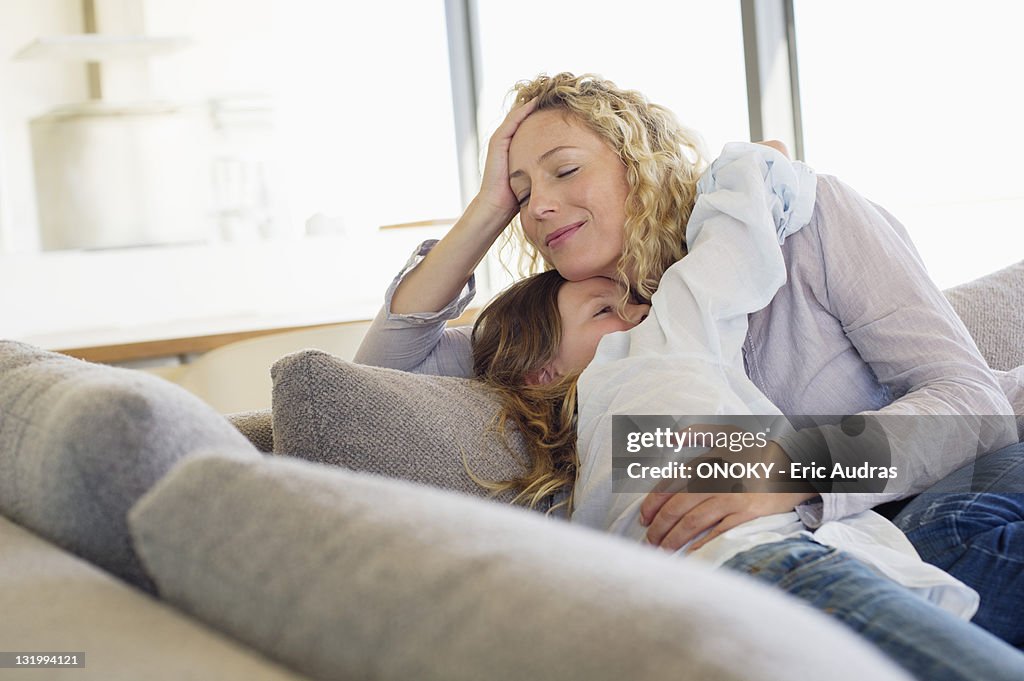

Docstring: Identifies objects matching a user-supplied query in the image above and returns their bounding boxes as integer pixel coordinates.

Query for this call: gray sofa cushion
[129,451,911,681]
[271,350,539,508]
[943,260,1024,371]
[0,341,258,591]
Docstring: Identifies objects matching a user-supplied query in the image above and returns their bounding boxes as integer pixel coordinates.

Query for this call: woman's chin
[553,263,597,282]
[554,259,618,283]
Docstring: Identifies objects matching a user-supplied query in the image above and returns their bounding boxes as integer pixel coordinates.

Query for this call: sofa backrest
[942,260,1024,371]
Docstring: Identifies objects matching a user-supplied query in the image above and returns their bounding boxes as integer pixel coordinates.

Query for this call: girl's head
[506,72,708,304]
[472,270,650,387]
[471,269,649,510]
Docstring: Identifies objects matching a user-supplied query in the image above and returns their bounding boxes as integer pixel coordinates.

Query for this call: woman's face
[533,276,650,384]
[508,109,630,282]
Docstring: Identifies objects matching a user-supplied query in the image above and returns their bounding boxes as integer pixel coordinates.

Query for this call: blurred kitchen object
[29,100,207,250]
[15,0,208,251]
[208,94,279,242]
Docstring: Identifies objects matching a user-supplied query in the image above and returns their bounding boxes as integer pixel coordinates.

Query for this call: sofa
[1,260,1022,681]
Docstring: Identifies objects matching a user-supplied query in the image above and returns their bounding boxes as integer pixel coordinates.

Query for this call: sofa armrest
[0,515,307,681]
[226,409,274,453]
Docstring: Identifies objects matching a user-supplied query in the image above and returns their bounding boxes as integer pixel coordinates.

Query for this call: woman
[461,152,1024,676]
[354,72,1024,646]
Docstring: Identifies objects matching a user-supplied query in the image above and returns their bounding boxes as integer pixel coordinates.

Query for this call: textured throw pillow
[129,451,910,681]
[0,341,259,591]
[943,260,1024,371]
[271,350,544,509]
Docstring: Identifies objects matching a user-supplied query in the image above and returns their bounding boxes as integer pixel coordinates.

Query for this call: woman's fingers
[643,492,711,547]
[639,491,673,527]
[478,97,539,217]
[502,97,539,136]
[486,97,538,158]
[652,495,729,550]
[687,512,754,553]
[647,492,818,552]
[754,139,790,159]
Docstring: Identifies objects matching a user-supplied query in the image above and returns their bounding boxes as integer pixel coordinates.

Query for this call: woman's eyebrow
[510,145,580,179]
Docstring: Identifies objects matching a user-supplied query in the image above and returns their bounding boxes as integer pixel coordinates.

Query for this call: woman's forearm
[390,198,515,314]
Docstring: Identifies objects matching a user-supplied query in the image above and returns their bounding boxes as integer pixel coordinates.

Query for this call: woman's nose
[527,183,559,220]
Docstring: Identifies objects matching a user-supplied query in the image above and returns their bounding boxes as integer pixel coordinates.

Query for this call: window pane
[148,0,462,236]
[0,0,462,344]
[794,0,1024,287]
[475,0,749,169]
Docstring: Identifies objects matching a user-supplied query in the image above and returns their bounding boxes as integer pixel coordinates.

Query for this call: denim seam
[949,496,1024,566]
[756,545,844,591]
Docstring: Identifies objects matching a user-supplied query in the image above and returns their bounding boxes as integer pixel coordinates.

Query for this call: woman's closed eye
[517,168,579,206]
[592,305,613,318]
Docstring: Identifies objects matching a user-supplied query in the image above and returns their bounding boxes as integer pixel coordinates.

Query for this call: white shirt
[572,143,979,619]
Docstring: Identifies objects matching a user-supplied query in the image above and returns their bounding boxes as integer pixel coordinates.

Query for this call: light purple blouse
[354,174,1020,525]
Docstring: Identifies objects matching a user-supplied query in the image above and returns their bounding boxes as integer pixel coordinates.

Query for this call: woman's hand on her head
[475,97,539,227]
[389,98,537,315]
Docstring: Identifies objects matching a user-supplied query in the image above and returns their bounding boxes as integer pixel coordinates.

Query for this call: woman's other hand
[638,438,817,552]
[755,139,790,158]
[640,489,818,553]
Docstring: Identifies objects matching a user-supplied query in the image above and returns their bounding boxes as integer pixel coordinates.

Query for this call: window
[475,0,750,173]
[1,0,463,343]
[149,0,463,236]
[794,0,1024,287]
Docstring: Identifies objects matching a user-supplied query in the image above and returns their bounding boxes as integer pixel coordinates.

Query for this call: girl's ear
[525,364,556,386]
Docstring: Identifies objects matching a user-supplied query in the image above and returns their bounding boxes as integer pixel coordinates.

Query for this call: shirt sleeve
[352,239,476,377]
[774,176,1017,526]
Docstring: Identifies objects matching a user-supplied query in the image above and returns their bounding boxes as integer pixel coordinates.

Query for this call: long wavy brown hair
[471,270,579,513]
[503,72,708,306]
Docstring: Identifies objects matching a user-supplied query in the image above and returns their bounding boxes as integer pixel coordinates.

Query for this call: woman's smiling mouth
[545,221,585,248]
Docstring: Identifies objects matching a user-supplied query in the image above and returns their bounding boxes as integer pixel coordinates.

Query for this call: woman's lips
[545,221,585,248]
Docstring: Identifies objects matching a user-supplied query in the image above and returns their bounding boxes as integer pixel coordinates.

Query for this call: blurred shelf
[55,320,359,364]
[14,34,193,61]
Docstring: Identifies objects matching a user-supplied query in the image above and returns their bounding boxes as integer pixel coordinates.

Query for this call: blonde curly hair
[506,72,708,304]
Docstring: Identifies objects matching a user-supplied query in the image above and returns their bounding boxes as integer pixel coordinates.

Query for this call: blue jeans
[892,442,1024,648]
[724,537,1024,681]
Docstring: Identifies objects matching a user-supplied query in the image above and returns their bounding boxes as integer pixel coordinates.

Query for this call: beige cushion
[270,350,543,508]
[0,515,306,681]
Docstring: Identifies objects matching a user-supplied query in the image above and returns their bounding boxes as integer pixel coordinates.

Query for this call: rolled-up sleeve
[353,239,476,377]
